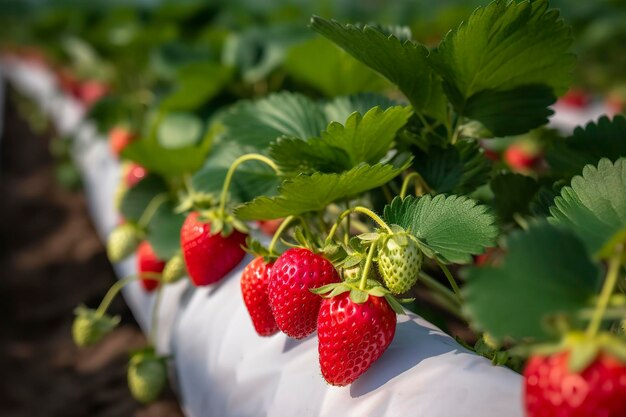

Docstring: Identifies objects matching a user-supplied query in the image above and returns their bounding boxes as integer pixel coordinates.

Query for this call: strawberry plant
[5,0,626,414]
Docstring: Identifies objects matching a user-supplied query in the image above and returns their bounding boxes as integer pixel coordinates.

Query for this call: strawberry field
[1,0,625,416]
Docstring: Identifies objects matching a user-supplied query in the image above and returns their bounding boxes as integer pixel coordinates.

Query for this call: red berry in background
[77,80,109,107]
[257,219,283,237]
[524,351,626,417]
[268,248,340,339]
[504,144,541,172]
[56,68,82,97]
[606,95,624,116]
[125,163,147,188]
[180,211,247,287]
[241,257,278,337]
[557,88,590,109]
[137,241,166,292]
[317,292,396,386]
[109,126,136,158]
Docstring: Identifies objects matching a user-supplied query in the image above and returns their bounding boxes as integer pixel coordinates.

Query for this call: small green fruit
[162,253,187,284]
[72,306,120,347]
[128,349,167,403]
[377,232,423,294]
[107,223,141,262]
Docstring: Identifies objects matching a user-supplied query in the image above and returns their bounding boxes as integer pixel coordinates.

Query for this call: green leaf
[549,158,626,258]
[192,141,279,204]
[159,62,233,111]
[284,36,390,96]
[320,106,412,166]
[383,195,497,264]
[122,134,212,178]
[412,139,492,194]
[120,175,168,223]
[269,137,351,176]
[270,105,410,175]
[464,222,601,340]
[221,92,327,148]
[490,173,540,222]
[157,112,204,149]
[430,0,574,136]
[147,201,185,259]
[547,115,626,179]
[223,24,310,83]
[323,93,398,123]
[235,162,410,220]
[310,16,447,122]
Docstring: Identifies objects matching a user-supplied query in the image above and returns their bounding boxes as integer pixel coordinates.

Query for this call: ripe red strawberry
[504,144,541,171]
[241,257,278,337]
[180,211,247,286]
[524,351,626,417]
[137,241,166,292]
[77,80,109,107]
[110,127,136,158]
[557,88,590,109]
[268,248,340,339]
[125,163,146,188]
[318,292,396,386]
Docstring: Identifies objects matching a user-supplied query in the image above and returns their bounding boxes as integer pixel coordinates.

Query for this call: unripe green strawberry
[377,232,422,294]
[127,349,167,404]
[72,306,120,347]
[162,253,186,284]
[107,223,141,262]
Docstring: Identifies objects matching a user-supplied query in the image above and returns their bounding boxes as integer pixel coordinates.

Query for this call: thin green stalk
[138,193,169,229]
[148,284,164,346]
[436,260,463,304]
[353,207,392,234]
[96,275,138,316]
[268,215,297,255]
[400,172,431,198]
[359,242,377,290]
[586,245,624,338]
[218,154,279,216]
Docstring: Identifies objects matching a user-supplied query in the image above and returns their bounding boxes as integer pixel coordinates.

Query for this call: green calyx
[72,306,120,347]
[162,253,187,283]
[175,190,215,214]
[127,347,168,404]
[199,209,248,237]
[528,331,626,373]
[310,280,411,315]
[106,223,142,262]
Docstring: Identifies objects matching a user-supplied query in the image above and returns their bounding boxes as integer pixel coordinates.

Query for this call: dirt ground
[0,90,184,417]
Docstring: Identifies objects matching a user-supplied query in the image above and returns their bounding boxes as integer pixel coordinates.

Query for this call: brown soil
[0,90,184,417]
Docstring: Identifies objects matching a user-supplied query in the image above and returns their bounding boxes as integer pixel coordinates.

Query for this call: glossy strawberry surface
[317,292,396,386]
[180,212,247,287]
[268,248,340,339]
[241,257,278,337]
[524,351,626,417]
[136,241,165,292]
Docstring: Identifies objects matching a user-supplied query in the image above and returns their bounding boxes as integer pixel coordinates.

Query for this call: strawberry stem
[96,275,139,316]
[148,284,164,347]
[400,172,430,198]
[419,271,464,319]
[138,193,169,229]
[436,259,463,304]
[586,244,624,338]
[359,241,377,291]
[325,206,392,245]
[268,215,297,255]
[218,154,279,217]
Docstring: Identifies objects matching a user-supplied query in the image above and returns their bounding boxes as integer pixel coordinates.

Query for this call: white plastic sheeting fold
[2,58,527,417]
